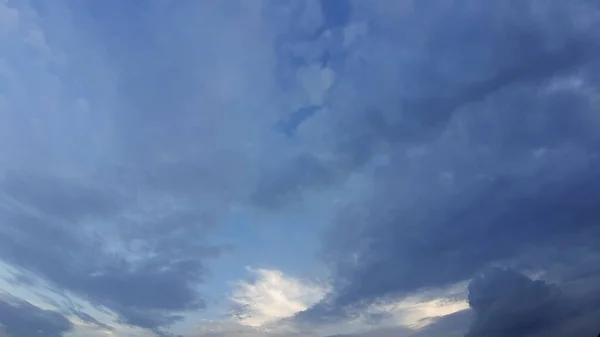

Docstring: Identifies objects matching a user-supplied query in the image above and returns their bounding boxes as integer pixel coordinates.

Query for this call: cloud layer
[291,1,600,326]
[1,0,290,332]
[3,0,600,336]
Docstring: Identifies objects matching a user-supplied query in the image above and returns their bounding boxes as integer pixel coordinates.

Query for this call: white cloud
[224,267,468,337]
[0,262,160,337]
[308,283,469,337]
[230,268,328,327]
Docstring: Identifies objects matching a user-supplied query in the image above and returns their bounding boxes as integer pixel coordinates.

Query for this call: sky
[1,0,600,336]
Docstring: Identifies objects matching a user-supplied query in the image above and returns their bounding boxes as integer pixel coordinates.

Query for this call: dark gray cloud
[292,0,600,326]
[0,170,228,329]
[464,268,600,337]
[374,37,593,145]
[322,267,600,337]
[0,295,73,337]
[253,0,600,211]
[465,268,571,337]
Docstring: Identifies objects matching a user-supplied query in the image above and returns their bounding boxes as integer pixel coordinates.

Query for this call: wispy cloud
[0,293,72,337]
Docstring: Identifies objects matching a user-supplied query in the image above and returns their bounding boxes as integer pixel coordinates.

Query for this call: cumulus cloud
[465,268,600,337]
[465,268,571,337]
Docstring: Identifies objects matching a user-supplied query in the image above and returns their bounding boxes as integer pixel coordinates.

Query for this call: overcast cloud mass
[1,0,600,336]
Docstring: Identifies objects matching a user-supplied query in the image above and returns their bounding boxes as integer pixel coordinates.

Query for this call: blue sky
[2,1,600,337]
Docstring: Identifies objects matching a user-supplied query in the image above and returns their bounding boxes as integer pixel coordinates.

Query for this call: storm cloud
[465,268,600,337]
[465,268,571,337]
[3,0,600,336]
[292,0,600,328]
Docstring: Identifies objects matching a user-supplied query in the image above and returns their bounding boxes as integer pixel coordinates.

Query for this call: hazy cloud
[0,295,73,337]
[0,169,228,329]
[0,0,295,331]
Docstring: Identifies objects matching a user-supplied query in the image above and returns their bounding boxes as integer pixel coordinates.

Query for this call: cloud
[252,0,600,213]
[67,308,114,332]
[0,169,231,330]
[218,268,470,337]
[320,309,473,337]
[464,268,600,337]
[0,294,73,337]
[0,0,301,332]
[465,268,571,337]
[291,0,600,325]
[4,0,600,336]
[251,154,337,208]
[230,268,327,328]
[318,267,600,337]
